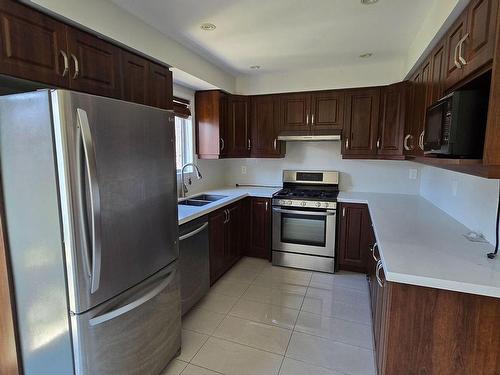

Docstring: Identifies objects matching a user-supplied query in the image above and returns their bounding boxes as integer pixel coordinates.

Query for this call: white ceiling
[110,0,435,77]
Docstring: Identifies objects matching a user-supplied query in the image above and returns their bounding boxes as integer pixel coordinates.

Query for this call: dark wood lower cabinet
[337,203,372,273]
[245,197,271,259]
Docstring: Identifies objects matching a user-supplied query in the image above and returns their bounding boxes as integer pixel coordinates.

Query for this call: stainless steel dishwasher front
[179,215,210,315]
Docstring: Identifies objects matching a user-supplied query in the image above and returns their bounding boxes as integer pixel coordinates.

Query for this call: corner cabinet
[245,197,272,259]
[195,90,228,159]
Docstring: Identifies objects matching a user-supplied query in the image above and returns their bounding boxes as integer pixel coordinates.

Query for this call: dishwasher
[179,216,210,315]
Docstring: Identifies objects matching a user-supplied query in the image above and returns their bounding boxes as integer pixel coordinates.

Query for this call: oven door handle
[272,207,336,216]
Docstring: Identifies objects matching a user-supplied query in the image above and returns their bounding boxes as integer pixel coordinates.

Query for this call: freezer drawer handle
[272,207,336,216]
[179,222,208,241]
[77,108,102,294]
[88,268,177,326]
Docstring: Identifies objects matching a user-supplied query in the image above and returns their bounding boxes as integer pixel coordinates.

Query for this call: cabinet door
[209,209,227,285]
[377,82,407,158]
[0,0,68,87]
[430,41,446,103]
[310,91,344,133]
[121,50,148,105]
[66,27,122,98]
[247,198,271,259]
[195,90,226,159]
[148,62,173,110]
[444,13,468,90]
[280,93,310,134]
[343,88,380,157]
[338,203,371,273]
[250,95,284,157]
[226,203,242,266]
[462,0,498,77]
[416,58,432,155]
[227,95,250,157]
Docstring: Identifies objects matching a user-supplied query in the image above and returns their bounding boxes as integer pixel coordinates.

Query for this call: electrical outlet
[241,166,247,175]
[452,180,458,196]
[409,169,418,180]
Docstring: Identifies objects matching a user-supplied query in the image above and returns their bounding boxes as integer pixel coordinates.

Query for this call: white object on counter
[338,192,500,299]
[178,186,281,225]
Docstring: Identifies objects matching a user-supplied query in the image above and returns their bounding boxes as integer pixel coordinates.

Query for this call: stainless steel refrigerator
[0,90,181,375]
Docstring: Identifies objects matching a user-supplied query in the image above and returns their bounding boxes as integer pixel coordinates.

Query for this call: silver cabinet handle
[454,40,461,69]
[273,138,277,150]
[403,134,411,151]
[60,50,69,77]
[77,108,101,294]
[311,114,315,125]
[345,137,349,150]
[265,201,269,211]
[227,208,231,222]
[306,114,309,125]
[273,207,336,216]
[71,53,80,79]
[419,130,425,150]
[376,138,381,149]
[342,207,345,217]
[179,222,208,241]
[457,33,469,66]
[247,138,251,150]
[89,267,176,326]
[220,138,225,151]
[372,242,379,262]
[376,260,384,288]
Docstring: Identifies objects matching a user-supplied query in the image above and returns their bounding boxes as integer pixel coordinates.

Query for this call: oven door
[272,207,336,257]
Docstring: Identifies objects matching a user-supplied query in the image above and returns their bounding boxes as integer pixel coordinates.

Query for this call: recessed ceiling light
[359,53,373,58]
[250,65,261,70]
[200,23,216,31]
[361,0,379,4]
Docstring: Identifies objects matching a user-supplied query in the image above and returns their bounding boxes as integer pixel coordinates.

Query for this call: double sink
[178,194,227,207]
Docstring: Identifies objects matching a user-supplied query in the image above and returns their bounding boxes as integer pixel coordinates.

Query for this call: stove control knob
[324,202,329,208]
[315,202,321,208]
[300,201,307,207]
[287,200,292,206]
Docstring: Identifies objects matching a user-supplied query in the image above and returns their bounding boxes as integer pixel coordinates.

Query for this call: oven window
[281,213,326,247]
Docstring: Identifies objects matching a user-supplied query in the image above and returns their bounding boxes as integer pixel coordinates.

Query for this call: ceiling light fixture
[359,53,373,58]
[250,65,261,70]
[361,0,379,4]
[200,23,216,31]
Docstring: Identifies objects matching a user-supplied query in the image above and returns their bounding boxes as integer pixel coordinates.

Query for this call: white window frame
[174,115,195,174]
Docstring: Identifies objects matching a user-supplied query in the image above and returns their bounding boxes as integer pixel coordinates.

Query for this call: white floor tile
[242,285,304,309]
[161,359,188,375]
[258,267,312,286]
[192,337,283,375]
[279,358,344,375]
[252,275,308,295]
[224,266,260,283]
[182,308,226,335]
[229,299,299,330]
[181,364,222,375]
[310,272,369,293]
[294,311,373,349]
[211,276,251,298]
[305,287,371,311]
[213,315,292,355]
[286,332,376,375]
[196,292,239,314]
[178,329,210,362]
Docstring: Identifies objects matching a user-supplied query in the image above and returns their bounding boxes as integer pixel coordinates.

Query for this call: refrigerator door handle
[88,268,177,326]
[77,108,102,294]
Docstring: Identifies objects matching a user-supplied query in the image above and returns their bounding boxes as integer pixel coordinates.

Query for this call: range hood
[277,134,341,141]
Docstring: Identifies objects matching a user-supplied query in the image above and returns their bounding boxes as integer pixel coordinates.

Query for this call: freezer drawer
[71,261,181,375]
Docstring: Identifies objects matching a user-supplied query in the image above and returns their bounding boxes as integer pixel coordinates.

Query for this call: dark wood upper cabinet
[122,50,148,105]
[195,90,227,159]
[0,0,68,87]
[250,95,285,158]
[337,203,372,273]
[444,13,469,89]
[310,91,344,133]
[462,0,498,77]
[378,82,407,158]
[280,93,310,134]
[227,95,250,157]
[343,88,380,157]
[245,197,271,259]
[66,27,122,98]
[148,62,173,110]
[430,40,446,103]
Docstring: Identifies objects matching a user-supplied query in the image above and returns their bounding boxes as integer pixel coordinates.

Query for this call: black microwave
[423,90,488,158]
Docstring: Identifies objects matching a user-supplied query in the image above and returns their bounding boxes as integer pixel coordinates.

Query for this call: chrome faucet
[180,163,202,198]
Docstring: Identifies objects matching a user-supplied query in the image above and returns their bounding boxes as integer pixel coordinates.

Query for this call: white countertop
[178,186,280,225]
[338,192,500,298]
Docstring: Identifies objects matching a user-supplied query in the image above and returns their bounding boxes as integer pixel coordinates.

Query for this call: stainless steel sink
[190,194,227,202]
[178,199,211,207]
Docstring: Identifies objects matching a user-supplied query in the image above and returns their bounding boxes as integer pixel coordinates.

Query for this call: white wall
[420,166,499,244]
[223,142,421,194]
[25,0,235,93]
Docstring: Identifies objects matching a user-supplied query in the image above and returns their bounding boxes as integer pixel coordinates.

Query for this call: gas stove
[272,170,339,209]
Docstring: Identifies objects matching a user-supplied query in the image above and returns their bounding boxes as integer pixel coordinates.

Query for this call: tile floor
[163,257,376,375]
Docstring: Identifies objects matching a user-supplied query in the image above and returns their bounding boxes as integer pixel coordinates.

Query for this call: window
[174,115,194,172]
